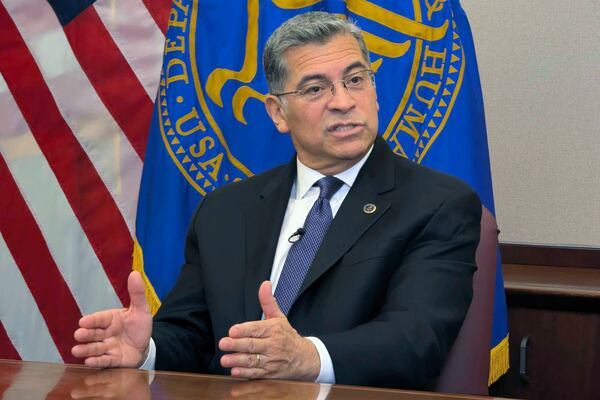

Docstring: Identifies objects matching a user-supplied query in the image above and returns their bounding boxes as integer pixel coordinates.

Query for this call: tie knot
[316,176,343,200]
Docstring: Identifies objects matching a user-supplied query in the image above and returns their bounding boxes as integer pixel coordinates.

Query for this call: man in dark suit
[72,11,481,389]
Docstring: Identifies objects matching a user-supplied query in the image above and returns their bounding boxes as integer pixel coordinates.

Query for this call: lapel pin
[363,203,376,214]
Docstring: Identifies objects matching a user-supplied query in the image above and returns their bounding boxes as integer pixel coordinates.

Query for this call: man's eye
[347,75,364,85]
[301,84,325,96]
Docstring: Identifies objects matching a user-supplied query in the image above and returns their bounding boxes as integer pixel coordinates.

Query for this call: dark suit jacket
[152,136,482,389]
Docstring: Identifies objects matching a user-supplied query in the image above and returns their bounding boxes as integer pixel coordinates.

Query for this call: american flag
[0,0,170,363]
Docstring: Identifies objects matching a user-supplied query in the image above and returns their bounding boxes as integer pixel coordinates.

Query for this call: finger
[231,367,267,379]
[258,281,284,319]
[78,309,119,330]
[73,327,109,343]
[228,320,269,339]
[71,342,108,359]
[83,354,116,369]
[128,271,149,313]
[219,337,266,354]
[221,352,264,369]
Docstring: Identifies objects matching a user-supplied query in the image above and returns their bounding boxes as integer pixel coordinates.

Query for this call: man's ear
[265,95,289,133]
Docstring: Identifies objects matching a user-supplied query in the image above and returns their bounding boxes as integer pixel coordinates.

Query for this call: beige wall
[460,0,600,247]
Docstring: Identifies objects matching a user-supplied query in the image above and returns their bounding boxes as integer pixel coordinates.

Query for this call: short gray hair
[263,11,370,94]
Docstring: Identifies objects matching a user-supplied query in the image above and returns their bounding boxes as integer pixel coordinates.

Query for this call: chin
[333,146,370,163]
[338,136,373,156]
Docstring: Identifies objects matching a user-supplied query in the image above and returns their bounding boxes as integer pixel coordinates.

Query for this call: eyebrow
[294,61,368,88]
[342,61,368,75]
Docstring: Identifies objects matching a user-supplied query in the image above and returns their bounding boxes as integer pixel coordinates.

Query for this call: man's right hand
[71,271,152,368]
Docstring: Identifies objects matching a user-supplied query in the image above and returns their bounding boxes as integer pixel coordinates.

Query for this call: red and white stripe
[0,0,169,363]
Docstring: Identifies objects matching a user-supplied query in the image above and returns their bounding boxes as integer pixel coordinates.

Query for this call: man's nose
[326,81,356,111]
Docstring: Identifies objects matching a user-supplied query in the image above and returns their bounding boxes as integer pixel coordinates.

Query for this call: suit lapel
[297,137,397,300]
[243,161,295,321]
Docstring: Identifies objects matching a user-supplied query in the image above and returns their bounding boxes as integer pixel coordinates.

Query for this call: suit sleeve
[319,187,482,389]
[151,200,215,373]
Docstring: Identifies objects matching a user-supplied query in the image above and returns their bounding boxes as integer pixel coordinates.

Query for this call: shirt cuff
[306,336,336,384]
[139,337,156,371]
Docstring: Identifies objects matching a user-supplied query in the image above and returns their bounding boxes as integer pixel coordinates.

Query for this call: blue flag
[134,0,508,384]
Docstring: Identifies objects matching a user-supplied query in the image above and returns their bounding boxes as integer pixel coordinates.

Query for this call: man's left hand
[219,281,320,381]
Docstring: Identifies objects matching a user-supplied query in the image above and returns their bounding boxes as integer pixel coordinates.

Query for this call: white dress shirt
[141,146,373,385]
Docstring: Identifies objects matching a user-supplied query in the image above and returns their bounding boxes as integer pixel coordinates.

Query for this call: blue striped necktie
[274,176,344,315]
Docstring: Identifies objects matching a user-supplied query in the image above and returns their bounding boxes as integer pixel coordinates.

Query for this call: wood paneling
[491,246,600,400]
[503,264,600,299]
[501,244,600,269]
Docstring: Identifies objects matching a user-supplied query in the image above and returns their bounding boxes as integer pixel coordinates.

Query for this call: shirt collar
[294,144,374,200]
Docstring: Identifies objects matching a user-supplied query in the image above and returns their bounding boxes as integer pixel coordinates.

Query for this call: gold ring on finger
[256,353,261,365]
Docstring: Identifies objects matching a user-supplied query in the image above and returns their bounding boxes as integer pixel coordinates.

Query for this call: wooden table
[0,359,511,399]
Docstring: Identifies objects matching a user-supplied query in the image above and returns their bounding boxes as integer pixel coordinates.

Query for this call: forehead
[282,34,368,82]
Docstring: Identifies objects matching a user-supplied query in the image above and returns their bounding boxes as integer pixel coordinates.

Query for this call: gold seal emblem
[157,1,464,195]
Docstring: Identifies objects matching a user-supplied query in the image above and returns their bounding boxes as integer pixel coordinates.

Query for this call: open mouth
[327,123,364,134]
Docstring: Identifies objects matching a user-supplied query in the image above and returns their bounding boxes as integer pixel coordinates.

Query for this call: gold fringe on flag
[132,238,162,315]
[488,335,510,385]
